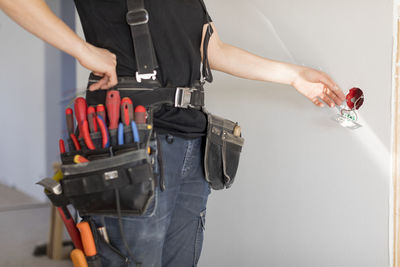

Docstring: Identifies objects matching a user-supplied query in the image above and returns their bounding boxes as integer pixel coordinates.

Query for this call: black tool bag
[203,111,244,190]
[47,123,156,216]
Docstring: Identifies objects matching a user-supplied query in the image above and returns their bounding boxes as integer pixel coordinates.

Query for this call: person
[0,0,346,266]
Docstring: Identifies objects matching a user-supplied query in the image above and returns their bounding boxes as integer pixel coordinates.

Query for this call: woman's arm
[201,23,345,108]
[0,0,117,90]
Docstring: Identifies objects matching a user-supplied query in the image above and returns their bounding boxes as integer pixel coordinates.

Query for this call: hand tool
[70,249,88,267]
[58,206,84,251]
[74,155,90,164]
[70,133,82,151]
[121,97,134,126]
[96,115,110,148]
[36,178,62,195]
[106,90,121,130]
[76,221,97,257]
[74,97,88,138]
[118,122,124,145]
[134,105,146,124]
[87,106,98,133]
[96,104,107,124]
[131,121,140,143]
[82,120,96,150]
[65,108,75,135]
[59,139,66,154]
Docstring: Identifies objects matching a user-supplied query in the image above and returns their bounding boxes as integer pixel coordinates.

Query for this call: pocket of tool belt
[60,148,155,216]
[204,112,244,190]
[48,125,156,216]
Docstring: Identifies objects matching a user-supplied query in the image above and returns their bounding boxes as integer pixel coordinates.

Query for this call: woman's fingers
[319,74,345,103]
[312,98,324,107]
[319,93,335,108]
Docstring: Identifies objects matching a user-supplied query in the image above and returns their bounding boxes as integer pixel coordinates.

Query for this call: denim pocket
[194,209,207,266]
[89,216,129,267]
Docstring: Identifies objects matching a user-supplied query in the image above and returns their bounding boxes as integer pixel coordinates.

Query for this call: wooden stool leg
[47,205,64,260]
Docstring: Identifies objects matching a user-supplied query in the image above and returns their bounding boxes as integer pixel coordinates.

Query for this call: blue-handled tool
[118,122,124,145]
[131,121,140,143]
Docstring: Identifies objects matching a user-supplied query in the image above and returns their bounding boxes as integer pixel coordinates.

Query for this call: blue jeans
[90,134,211,267]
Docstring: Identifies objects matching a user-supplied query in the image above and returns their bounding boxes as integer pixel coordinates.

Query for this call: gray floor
[0,184,72,267]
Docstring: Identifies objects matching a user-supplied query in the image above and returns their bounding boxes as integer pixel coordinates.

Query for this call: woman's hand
[291,66,345,107]
[77,42,118,91]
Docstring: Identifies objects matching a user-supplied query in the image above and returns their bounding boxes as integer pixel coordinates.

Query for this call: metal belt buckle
[175,87,194,108]
[136,71,157,83]
[126,8,149,26]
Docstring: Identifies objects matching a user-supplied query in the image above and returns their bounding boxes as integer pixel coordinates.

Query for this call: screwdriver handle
[70,249,88,267]
[65,108,75,135]
[77,221,97,257]
[74,98,88,138]
[87,106,98,133]
[134,105,147,124]
[106,90,121,130]
[121,97,134,126]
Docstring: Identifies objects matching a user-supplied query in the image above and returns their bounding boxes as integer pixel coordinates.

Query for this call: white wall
[0,1,73,201]
[0,10,47,200]
[200,0,392,266]
[73,0,392,266]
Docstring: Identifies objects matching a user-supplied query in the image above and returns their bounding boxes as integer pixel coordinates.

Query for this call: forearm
[209,42,299,86]
[0,0,86,58]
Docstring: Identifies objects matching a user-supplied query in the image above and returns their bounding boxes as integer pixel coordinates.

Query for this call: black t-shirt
[74,0,211,138]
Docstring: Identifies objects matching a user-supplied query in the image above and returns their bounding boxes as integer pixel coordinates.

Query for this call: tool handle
[74,155,89,164]
[66,108,75,135]
[70,249,88,267]
[82,120,96,150]
[106,90,121,129]
[70,133,81,151]
[57,207,84,251]
[87,106,98,133]
[96,104,107,124]
[121,97,133,126]
[74,98,88,138]
[134,105,146,124]
[118,123,124,145]
[59,139,66,154]
[77,221,97,257]
[96,115,110,148]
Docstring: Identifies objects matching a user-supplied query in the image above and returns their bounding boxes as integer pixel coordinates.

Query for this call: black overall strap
[199,0,214,83]
[126,0,159,83]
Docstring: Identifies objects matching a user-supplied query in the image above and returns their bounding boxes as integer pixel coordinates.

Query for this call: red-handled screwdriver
[121,97,134,126]
[65,108,75,135]
[106,90,121,130]
[134,105,147,124]
[59,139,66,154]
[74,98,88,138]
[87,106,98,133]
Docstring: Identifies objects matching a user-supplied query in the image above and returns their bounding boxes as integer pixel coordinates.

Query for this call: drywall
[73,0,392,266]
[199,0,392,266]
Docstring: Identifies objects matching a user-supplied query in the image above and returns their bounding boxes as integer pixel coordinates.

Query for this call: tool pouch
[61,147,154,216]
[203,111,244,190]
[46,120,156,217]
